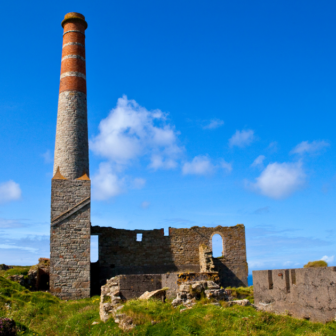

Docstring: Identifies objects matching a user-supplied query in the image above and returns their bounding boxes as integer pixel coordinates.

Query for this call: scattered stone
[139,288,168,302]
[227,299,251,307]
[119,316,135,331]
[207,281,220,289]
[92,321,99,325]
[179,285,190,292]
[191,283,203,293]
[172,298,184,307]
[210,302,221,306]
[172,278,229,307]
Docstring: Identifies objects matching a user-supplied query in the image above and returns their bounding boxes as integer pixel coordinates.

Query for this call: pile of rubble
[172,280,228,308]
[6,258,50,291]
[100,277,168,331]
[99,276,254,330]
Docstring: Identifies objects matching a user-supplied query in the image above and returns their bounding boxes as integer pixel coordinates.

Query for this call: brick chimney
[50,13,91,300]
[53,12,89,180]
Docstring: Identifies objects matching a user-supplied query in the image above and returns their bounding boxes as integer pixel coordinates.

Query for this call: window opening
[136,233,143,242]
[212,234,223,258]
[90,235,99,262]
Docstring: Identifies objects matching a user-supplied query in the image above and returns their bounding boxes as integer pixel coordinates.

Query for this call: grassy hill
[1,271,336,335]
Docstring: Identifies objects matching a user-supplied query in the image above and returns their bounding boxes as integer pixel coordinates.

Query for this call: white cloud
[0,180,21,203]
[321,255,334,264]
[182,156,232,175]
[141,201,150,209]
[148,155,178,170]
[92,163,124,200]
[251,155,265,167]
[248,162,305,199]
[132,178,146,189]
[203,119,224,130]
[229,129,255,148]
[182,156,215,175]
[220,160,232,173]
[90,95,182,168]
[291,140,330,155]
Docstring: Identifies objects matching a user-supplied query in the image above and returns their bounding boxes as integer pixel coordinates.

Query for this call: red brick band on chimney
[60,13,88,94]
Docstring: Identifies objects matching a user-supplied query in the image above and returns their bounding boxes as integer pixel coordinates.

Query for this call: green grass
[226,286,254,303]
[1,276,336,335]
[0,266,31,278]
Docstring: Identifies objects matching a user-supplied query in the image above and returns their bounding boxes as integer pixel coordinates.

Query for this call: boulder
[139,288,168,302]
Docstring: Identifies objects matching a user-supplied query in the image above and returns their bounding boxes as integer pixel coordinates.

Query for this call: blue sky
[1,0,336,273]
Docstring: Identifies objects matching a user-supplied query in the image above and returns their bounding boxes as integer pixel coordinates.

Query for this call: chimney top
[61,12,88,29]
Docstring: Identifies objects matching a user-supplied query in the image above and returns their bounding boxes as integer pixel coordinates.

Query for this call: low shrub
[0,318,16,336]
[304,260,328,268]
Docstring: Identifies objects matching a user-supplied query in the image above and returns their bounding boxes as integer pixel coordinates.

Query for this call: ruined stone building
[253,267,336,323]
[50,12,248,300]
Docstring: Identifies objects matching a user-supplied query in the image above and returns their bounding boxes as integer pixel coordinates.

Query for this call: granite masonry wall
[91,224,248,291]
[253,267,336,323]
[50,179,91,299]
[54,91,89,179]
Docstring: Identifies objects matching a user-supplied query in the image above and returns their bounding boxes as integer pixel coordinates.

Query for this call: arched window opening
[91,235,99,262]
[212,234,223,258]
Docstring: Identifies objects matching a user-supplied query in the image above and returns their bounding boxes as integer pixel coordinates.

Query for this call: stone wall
[91,224,247,290]
[50,179,91,299]
[253,267,336,323]
[53,91,89,179]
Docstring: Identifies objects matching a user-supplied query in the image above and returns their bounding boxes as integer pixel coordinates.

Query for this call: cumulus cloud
[90,95,182,168]
[229,129,255,148]
[92,163,124,200]
[203,119,224,130]
[291,140,330,155]
[220,160,232,173]
[248,162,305,199]
[321,255,334,263]
[182,156,232,175]
[251,155,265,168]
[0,180,21,203]
[182,156,215,175]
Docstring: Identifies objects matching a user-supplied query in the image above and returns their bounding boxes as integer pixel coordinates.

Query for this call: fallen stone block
[139,287,168,301]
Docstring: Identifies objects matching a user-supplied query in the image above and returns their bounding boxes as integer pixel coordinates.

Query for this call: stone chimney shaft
[53,12,89,179]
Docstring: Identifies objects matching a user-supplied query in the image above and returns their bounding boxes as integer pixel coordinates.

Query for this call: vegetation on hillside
[0,266,30,279]
[304,260,328,268]
[226,286,254,303]
[1,275,336,335]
